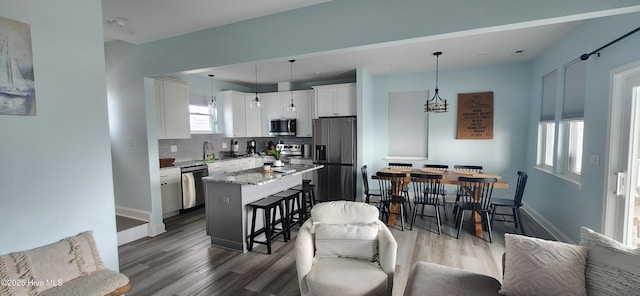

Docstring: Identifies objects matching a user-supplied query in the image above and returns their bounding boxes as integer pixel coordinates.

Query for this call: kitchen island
[203,164,323,252]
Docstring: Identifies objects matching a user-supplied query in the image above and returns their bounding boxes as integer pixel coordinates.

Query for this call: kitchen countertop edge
[203,164,323,186]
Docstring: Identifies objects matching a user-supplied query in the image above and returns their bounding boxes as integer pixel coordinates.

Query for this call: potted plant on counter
[273,149,283,167]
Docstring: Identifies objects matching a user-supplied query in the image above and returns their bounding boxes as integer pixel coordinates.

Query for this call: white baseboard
[149,223,166,237]
[115,205,166,237]
[115,206,150,222]
[117,223,148,246]
[522,203,575,244]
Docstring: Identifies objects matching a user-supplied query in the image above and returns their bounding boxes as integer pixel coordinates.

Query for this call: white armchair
[295,201,397,296]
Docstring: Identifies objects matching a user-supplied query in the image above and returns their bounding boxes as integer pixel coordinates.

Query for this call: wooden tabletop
[374,168,508,188]
[373,168,509,237]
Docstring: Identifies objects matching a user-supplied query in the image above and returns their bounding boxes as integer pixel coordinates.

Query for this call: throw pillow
[579,227,640,296]
[0,231,104,296]
[314,222,379,261]
[500,233,588,296]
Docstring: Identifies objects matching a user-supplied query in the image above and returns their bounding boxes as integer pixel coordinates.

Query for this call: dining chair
[452,165,484,217]
[388,162,413,168]
[376,172,409,231]
[422,164,449,220]
[454,177,497,242]
[410,173,445,234]
[490,171,528,234]
[388,163,412,211]
[361,165,382,204]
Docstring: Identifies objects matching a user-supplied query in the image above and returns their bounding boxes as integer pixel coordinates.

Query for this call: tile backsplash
[158,134,312,161]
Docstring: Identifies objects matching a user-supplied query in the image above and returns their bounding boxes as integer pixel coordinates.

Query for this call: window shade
[388,91,428,157]
[562,59,586,119]
[541,70,557,121]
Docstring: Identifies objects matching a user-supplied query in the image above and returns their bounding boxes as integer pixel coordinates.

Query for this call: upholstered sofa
[0,231,130,296]
[295,201,397,296]
[404,227,640,296]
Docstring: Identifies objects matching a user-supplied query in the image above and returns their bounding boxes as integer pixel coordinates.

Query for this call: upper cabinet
[222,89,314,138]
[220,90,262,138]
[156,78,191,139]
[294,90,313,137]
[266,92,296,120]
[313,83,356,118]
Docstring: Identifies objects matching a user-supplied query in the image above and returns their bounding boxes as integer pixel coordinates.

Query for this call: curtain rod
[580,26,640,61]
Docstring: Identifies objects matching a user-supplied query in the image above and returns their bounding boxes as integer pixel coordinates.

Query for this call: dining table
[372,167,509,238]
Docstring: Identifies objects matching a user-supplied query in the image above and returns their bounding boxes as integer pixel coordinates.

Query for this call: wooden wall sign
[457,91,494,139]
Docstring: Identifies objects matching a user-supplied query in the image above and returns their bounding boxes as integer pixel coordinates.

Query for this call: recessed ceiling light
[385,64,392,67]
[477,53,487,57]
[315,71,321,75]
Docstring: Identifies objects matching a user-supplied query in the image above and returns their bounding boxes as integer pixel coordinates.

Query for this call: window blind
[540,70,557,121]
[562,59,586,119]
[388,91,428,157]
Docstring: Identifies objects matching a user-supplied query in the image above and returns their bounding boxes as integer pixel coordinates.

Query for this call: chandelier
[424,51,448,113]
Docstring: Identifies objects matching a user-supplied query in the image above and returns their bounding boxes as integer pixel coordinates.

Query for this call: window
[561,60,586,178]
[538,71,557,169]
[540,122,555,169]
[189,105,215,133]
[566,120,584,175]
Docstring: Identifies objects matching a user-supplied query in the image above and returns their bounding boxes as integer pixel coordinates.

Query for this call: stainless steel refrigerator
[313,117,356,201]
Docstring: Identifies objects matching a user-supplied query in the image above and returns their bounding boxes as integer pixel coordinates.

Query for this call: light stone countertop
[203,164,323,186]
[161,155,264,170]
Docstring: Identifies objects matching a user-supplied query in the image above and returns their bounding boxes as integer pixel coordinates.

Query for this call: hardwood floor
[118,203,554,296]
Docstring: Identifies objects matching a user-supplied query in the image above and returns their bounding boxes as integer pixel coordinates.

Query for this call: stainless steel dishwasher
[181,164,209,211]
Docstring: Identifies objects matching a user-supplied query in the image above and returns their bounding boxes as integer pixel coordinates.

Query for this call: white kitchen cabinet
[259,94,271,137]
[267,92,297,120]
[156,78,191,139]
[207,162,225,174]
[295,90,314,137]
[313,83,356,117]
[237,158,254,170]
[244,94,262,137]
[160,167,182,218]
[221,91,263,138]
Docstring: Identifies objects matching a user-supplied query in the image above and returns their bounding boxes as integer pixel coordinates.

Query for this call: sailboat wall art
[0,16,36,116]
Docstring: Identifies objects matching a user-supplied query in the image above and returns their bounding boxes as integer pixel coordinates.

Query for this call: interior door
[605,62,640,246]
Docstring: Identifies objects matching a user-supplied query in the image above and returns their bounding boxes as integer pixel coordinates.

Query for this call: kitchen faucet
[203,141,214,160]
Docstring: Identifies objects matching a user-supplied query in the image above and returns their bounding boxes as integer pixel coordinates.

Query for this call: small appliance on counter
[246,140,257,155]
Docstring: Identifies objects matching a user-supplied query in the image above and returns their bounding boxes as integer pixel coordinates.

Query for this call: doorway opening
[605,61,640,247]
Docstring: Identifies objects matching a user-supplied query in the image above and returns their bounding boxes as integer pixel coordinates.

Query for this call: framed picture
[0,16,36,116]
[456,91,494,139]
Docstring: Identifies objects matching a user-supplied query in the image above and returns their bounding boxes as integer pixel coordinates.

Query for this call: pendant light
[208,74,218,129]
[287,59,297,113]
[425,51,448,113]
[253,64,261,109]
[208,74,216,109]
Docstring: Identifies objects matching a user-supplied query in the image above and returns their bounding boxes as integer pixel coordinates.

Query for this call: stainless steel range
[275,143,302,156]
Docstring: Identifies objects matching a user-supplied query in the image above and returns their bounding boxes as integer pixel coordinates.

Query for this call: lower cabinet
[160,167,182,218]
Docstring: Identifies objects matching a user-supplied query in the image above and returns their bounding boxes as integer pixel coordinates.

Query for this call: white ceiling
[102,0,581,87]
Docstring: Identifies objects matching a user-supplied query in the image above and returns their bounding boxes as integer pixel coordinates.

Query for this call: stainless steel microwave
[269,118,296,136]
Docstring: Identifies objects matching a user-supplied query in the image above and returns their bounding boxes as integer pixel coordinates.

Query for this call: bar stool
[247,195,288,254]
[272,189,303,233]
[292,179,316,219]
